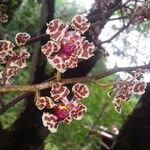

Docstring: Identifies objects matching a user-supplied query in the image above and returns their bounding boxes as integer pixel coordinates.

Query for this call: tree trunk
[0,0,55,149]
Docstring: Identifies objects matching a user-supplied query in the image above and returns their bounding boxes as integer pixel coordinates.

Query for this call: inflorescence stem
[0,64,150,93]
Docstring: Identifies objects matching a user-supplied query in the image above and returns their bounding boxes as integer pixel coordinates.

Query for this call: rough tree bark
[0,0,55,149]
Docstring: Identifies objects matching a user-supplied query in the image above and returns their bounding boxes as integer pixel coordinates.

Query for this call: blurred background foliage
[0,0,140,149]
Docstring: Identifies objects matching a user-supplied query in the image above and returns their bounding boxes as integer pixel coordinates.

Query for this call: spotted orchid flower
[133,6,150,23]
[35,82,89,133]
[0,33,30,84]
[41,15,95,73]
[0,4,8,23]
[112,69,147,113]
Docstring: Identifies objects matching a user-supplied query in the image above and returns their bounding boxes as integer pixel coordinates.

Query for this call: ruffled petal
[71,103,87,120]
[9,48,30,69]
[41,40,60,57]
[36,96,56,110]
[71,15,90,34]
[15,32,31,47]
[51,82,70,102]
[113,101,122,114]
[112,94,126,113]
[132,69,149,79]
[42,112,59,133]
[76,40,94,59]
[46,19,69,42]
[0,53,7,64]
[64,115,72,124]
[72,83,89,100]
[65,55,78,69]
[47,55,66,73]
[133,81,147,95]
[115,81,134,101]
[0,67,19,85]
[0,40,15,63]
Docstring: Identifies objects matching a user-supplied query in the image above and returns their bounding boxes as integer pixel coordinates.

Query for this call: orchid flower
[112,69,148,113]
[35,82,89,133]
[41,15,95,73]
[0,33,30,84]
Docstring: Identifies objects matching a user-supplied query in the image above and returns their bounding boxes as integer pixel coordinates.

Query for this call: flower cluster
[41,15,95,73]
[0,4,8,23]
[0,33,30,84]
[111,69,148,113]
[35,82,89,133]
[133,6,150,23]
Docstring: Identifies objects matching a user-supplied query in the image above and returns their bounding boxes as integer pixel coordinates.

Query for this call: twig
[14,34,50,49]
[119,2,126,26]
[84,100,110,140]
[108,16,129,21]
[0,93,31,115]
[0,95,4,108]
[85,126,112,150]
[100,20,132,45]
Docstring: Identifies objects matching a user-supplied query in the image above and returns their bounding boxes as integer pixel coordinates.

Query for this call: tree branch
[0,64,150,93]
[0,93,31,115]
[100,20,132,45]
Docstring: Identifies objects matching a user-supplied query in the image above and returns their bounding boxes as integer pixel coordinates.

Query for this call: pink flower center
[58,31,82,60]
[59,42,74,59]
[54,105,70,121]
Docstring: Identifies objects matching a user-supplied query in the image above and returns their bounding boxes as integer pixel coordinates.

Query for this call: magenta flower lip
[59,42,75,59]
[53,104,70,121]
